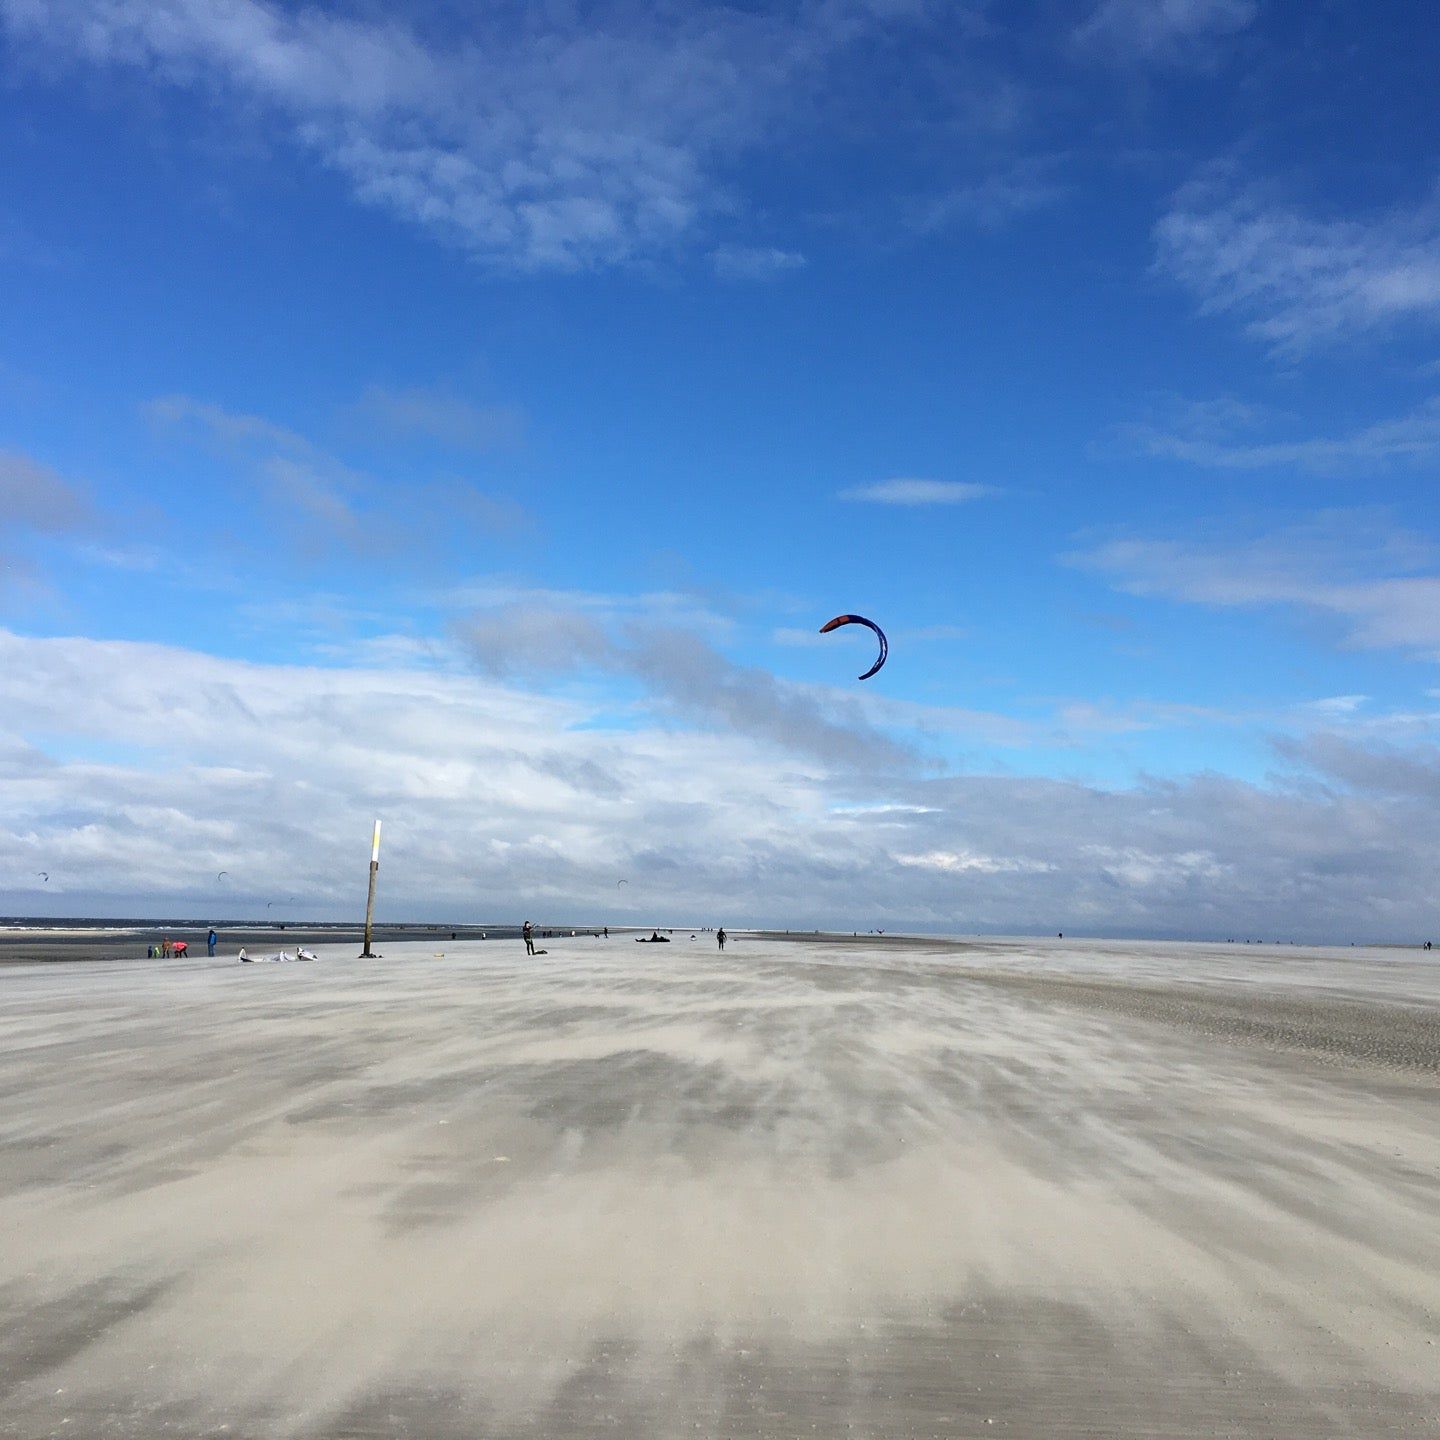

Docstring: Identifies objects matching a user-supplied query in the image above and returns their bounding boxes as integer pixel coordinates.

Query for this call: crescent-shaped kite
[818,613,888,680]
[37,871,48,883]
[617,879,628,887]
[217,871,229,881]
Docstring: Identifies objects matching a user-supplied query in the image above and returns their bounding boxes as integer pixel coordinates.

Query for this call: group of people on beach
[147,928,219,959]
[522,921,725,952]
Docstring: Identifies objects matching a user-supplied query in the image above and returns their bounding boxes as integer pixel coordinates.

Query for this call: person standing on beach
[522,920,535,956]
[207,927,218,957]
[717,928,726,950]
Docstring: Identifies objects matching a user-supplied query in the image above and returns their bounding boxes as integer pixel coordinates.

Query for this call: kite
[217,871,230,882]
[617,880,628,888]
[818,613,888,680]
[37,871,48,883]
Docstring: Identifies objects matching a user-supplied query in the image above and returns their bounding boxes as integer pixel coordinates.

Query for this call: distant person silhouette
[717,928,727,950]
[207,927,218,957]
[522,921,535,956]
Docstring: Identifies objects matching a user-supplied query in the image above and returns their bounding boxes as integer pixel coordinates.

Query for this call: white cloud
[1156,175,1440,354]
[1305,695,1368,716]
[4,627,1440,939]
[839,478,994,505]
[1073,0,1256,65]
[896,848,1055,875]
[0,0,948,271]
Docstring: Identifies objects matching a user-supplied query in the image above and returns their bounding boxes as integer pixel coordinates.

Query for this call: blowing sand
[1,934,1436,1437]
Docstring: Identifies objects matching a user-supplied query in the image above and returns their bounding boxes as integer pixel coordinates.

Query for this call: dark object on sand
[818,613,888,680]
[636,931,671,943]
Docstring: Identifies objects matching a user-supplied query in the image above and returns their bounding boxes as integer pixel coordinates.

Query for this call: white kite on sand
[239,948,318,964]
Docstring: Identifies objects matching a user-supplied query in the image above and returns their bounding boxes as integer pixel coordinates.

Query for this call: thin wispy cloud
[710,245,807,281]
[354,385,526,452]
[145,394,315,455]
[1071,514,1440,660]
[1073,0,1256,65]
[1156,174,1440,354]
[1120,396,1440,472]
[839,479,994,505]
[0,0,951,272]
[148,394,530,560]
[909,161,1068,234]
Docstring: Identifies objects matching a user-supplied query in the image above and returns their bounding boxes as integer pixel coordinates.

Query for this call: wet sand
[1,934,1437,1437]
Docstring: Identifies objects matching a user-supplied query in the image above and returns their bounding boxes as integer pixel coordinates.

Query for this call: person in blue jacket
[207,927,218,957]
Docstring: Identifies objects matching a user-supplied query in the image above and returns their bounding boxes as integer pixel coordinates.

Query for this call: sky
[1,0,1438,939]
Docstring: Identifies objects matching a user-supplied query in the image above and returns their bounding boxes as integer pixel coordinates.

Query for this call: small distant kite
[217,871,230,881]
[617,880,628,888]
[37,871,48,883]
[818,613,888,680]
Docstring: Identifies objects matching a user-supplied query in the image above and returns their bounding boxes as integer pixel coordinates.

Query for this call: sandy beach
[1,933,1437,1437]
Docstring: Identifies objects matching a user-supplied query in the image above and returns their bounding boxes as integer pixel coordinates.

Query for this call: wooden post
[360,819,381,958]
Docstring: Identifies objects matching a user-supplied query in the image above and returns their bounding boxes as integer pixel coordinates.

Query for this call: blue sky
[2,0,1439,937]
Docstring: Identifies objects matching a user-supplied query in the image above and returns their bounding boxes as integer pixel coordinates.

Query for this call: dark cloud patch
[456,605,921,774]
[458,606,614,680]
[0,451,97,536]
[1275,732,1440,802]
[0,451,101,594]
